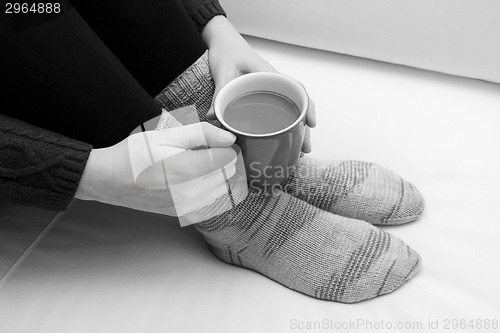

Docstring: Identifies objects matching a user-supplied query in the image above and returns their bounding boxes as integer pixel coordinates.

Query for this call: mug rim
[214,72,309,138]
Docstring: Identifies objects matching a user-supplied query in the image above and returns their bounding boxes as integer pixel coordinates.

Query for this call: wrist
[74,148,108,201]
[201,15,241,49]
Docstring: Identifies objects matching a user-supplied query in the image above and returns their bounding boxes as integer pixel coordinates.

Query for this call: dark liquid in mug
[223,91,300,134]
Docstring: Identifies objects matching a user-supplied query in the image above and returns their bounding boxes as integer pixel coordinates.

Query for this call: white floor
[0,36,499,333]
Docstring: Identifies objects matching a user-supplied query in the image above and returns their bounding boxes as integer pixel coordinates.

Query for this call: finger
[169,167,230,206]
[127,130,186,182]
[247,58,278,74]
[173,180,230,217]
[208,67,240,120]
[296,82,316,128]
[163,147,237,185]
[301,126,312,154]
[202,162,237,183]
[206,85,223,121]
[135,146,236,189]
[133,161,235,217]
[199,122,237,147]
[159,122,236,149]
[115,188,178,216]
[129,124,236,186]
[306,97,317,128]
[206,105,217,120]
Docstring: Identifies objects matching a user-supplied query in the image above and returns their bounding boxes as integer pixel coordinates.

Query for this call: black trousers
[0,0,206,147]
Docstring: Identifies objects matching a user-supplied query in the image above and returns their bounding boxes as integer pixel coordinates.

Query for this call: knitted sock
[280,157,425,225]
[193,186,421,303]
[154,51,425,226]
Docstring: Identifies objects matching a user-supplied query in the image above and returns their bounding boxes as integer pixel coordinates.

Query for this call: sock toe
[372,241,421,300]
[314,224,422,303]
[379,175,425,225]
[284,159,425,226]
[331,163,425,226]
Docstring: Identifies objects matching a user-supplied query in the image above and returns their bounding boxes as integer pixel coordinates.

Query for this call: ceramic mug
[214,72,308,190]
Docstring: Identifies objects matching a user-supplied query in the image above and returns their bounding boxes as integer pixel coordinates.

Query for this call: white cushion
[220,0,500,83]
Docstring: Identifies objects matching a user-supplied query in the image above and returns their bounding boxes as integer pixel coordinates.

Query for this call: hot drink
[223,91,300,135]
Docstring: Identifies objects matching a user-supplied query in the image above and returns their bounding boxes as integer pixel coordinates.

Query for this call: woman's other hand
[202,16,316,154]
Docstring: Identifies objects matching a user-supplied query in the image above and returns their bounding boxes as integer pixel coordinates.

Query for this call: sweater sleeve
[0,114,92,211]
[180,0,226,31]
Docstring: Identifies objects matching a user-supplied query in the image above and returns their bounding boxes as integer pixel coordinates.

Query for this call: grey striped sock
[281,157,425,225]
[193,184,421,303]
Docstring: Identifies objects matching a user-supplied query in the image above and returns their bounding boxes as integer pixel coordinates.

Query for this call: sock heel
[203,236,260,269]
[204,239,233,264]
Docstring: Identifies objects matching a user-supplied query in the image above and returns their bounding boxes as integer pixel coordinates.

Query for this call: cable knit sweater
[0,0,225,211]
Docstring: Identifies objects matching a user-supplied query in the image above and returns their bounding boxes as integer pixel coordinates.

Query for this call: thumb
[247,57,278,74]
[207,69,238,120]
[161,122,236,149]
[214,67,238,99]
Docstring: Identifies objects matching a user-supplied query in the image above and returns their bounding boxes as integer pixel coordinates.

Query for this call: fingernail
[220,130,236,142]
[206,107,217,120]
[206,113,217,120]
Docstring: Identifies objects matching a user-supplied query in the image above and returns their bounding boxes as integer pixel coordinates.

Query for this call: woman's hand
[75,123,238,217]
[202,16,316,153]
